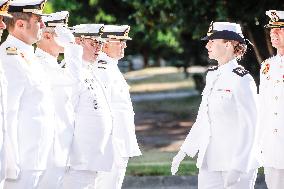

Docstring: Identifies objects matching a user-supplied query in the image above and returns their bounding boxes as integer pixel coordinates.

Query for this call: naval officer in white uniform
[171,22,259,189]
[259,10,284,189]
[0,1,19,188]
[94,25,141,189]
[35,11,83,189]
[0,0,56,188]
[61,24,115,189]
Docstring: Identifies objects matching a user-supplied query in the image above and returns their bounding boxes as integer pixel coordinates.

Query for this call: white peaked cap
[211,22,243,35]
[201,21,245,43]
[265,10,284,28]
[101,25,132,40]
[70,24,104,36]
[42,11,69,27]
[8,0,47,15]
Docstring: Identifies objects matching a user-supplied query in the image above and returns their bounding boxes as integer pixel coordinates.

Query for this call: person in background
[61,24,114,189]
[94,25,141,189]
[258,10,284,189]
[35,11,83,189]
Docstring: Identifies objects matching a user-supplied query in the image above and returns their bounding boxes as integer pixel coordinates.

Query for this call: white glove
[171,150,186,175]
[224,170,242,188]
[54,25,75,47]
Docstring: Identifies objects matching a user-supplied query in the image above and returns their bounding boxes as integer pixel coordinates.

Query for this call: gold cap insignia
[271,11,280,22]
[0,1,9,12]
[207,21,214,36]
[40,2,45,11]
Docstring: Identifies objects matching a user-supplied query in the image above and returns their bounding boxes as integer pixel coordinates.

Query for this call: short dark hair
[4,12,33,31]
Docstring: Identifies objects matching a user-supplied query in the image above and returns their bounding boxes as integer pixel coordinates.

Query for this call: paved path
[123,175,267,189]
[131,90,199,102]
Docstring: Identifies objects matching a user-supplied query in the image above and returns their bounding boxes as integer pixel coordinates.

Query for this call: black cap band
[201,30,245,44]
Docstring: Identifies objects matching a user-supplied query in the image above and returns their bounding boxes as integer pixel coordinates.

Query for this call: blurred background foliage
[45,0,284,83]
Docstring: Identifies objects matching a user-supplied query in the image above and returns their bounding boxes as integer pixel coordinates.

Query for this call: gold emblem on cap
[65,13,69,24]
[207,21,214,36]
[271,11,280,22]
[124,31,129,37]
[40,2,45,10]
[0,1,9,12]
[99,26,104,35]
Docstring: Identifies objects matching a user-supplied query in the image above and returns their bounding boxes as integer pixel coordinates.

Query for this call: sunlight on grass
[130,80,195,93]
[125,67,195,93]
[133,96,201,119]
[125,67,180,79]
[127,150,197,176]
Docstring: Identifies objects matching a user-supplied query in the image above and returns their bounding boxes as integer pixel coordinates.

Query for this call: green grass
[126,150,265,176]
[126,151,198,176]
[125,67,181,79]
[133,96,201,119]
[125,67,195,93]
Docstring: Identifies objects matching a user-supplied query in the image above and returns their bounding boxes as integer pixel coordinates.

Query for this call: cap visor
[201,35,210,40]
[0,12,13,18]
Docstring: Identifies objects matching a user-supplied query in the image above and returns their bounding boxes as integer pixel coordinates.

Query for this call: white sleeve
[231,75,258,172]
[2,59,26,178]
[64,44,83,82]
[257,64,268,146]
[180,73,211,158]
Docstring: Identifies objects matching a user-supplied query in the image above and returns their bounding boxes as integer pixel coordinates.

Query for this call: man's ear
[15,20,25,29]
[75,37,81,45]
[43,32,52,40]
[225,41,232,48]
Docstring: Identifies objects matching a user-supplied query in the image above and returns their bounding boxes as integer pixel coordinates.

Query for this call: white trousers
[4,170,43,189]
[264,167,284,189]
[198,168,257,189]
[37,166,65,189]
[95,156,129,189]
[0,179,4,189]
[61,169,97,189]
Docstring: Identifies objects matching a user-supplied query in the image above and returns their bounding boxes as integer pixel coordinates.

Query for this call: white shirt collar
[97,51,118,65]
[276,54,284,63]
[6,35,34,55]
[35,48,58,65]
[217,59,239,73]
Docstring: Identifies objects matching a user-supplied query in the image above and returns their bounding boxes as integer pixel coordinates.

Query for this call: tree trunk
[265,29,275,56]
[247,29,263,65]
[143,50,149,68]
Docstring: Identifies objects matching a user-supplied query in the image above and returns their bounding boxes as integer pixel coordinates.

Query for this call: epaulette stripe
[6,47,18,55]
[98,60,107,64]
[208,66,218,71]
[98,66,106,69]
[232,67,249,77]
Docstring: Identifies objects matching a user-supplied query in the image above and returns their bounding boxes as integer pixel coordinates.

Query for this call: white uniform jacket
[70,61,114,172]
[0,35,55,172]
[35,44,83,167]
[259,55,284,169]
[180,59,259,173]
[0,62,19,180]
[94,52,141,158]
